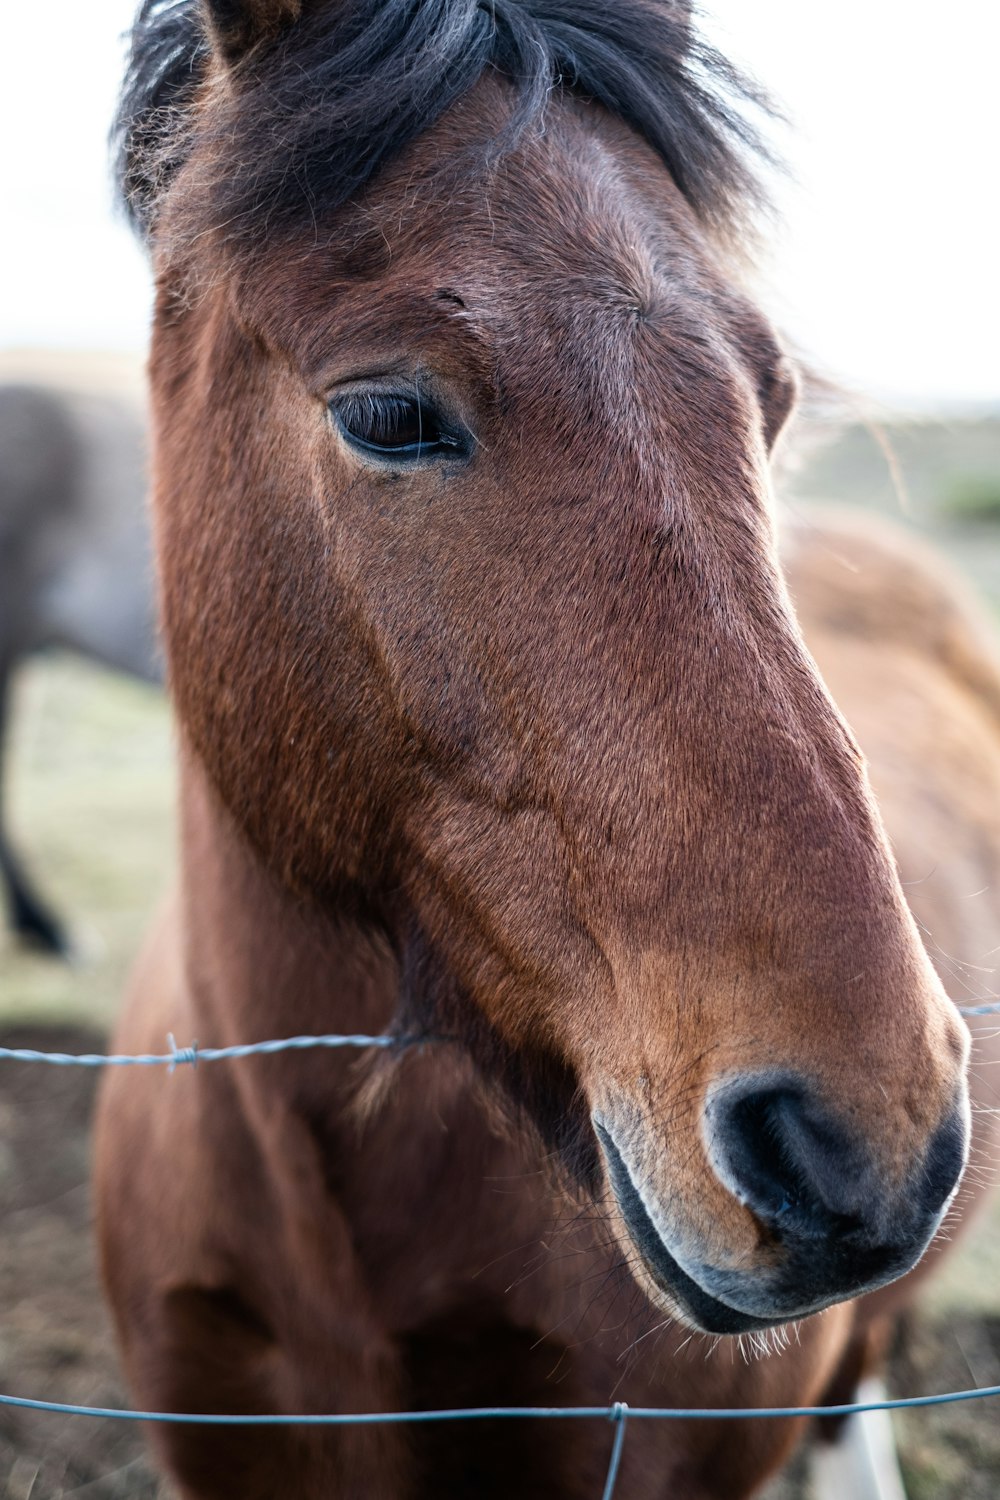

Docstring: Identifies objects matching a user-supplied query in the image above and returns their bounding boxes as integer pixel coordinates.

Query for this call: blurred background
[0,2,998,1495]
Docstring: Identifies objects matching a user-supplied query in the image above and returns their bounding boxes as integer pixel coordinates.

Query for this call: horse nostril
[709,1083,870,1236]
[708,1079,969,1257]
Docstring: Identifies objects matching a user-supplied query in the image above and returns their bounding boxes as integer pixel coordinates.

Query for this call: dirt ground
[0,1024,169,1498]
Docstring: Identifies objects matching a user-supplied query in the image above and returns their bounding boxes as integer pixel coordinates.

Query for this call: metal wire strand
[0,1032,403,1068]
[0,999,995,1070]
[1,1385,1000,1425]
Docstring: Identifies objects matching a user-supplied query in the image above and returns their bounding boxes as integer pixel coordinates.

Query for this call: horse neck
[177,744,398,1047]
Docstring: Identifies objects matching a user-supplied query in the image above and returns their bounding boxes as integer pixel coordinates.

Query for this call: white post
[808,1377,908,1500]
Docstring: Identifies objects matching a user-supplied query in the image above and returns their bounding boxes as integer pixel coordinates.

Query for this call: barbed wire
[0,1032,402,1070]
[1,996,997,1073]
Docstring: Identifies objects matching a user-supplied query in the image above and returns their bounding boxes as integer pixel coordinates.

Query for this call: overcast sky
[1,1,997,407]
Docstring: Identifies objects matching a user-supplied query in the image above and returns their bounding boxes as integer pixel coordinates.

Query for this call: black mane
[115,0,774,251]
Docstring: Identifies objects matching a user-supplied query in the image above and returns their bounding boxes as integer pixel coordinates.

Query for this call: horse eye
[330,392,466,461]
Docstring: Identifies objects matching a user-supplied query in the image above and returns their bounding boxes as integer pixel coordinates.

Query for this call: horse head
[131,0,969,1335]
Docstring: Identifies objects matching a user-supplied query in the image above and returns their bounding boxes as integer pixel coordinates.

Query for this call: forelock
[115,0,777,256]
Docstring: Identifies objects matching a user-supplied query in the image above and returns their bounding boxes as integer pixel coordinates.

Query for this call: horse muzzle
[594,1076,969,1335]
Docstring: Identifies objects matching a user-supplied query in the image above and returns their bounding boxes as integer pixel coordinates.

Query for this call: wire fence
[1,989,997,1073]
[2,998,999,1499]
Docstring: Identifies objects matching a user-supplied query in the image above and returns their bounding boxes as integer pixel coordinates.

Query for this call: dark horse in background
[0,383,159,954]
[96,0,998,1496]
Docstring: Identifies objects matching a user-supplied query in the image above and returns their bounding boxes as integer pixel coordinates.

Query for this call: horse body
[96,0,990,1494]
[0,383,158,949]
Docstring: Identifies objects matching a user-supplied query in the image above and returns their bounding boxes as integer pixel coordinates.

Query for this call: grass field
[0,655,174,1023]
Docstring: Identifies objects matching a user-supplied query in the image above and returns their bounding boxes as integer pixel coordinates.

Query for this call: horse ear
[201,0,303,65]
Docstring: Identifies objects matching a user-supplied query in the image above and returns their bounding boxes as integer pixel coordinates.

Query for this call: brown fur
[95,19,996,1498]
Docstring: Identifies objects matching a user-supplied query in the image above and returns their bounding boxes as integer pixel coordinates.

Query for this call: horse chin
[623,1254,791,1339]
[594,1119,797,1335]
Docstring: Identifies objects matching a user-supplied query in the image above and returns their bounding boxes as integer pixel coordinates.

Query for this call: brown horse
[95,0,994,1495]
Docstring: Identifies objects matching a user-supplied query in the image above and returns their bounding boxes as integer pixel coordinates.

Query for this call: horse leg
[0,661,71,955]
